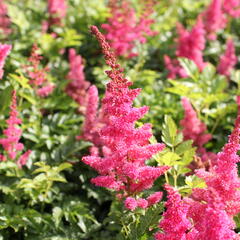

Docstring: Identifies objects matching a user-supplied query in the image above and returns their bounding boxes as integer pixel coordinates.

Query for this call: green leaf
[162,115,178,147]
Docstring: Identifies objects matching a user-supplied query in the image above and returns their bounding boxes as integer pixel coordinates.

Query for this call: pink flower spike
[66,48,90,113]
[155,185,194,240]
[0,44,11,79]
[48,0,67,26]
[217,39,237,77]
[147,192,163,206]
[83,26,168,207]
[125,197,138,211]
[0,91,31,167]
[223,0,240,18]
[137,198,148,209]
[176,17,206,71]
[0,1,12,36]
[17,150,32,168]
[202,0,227,40]
[37,83,55,97]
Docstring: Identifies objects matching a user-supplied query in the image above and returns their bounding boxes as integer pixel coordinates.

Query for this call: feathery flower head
[155,184,195,240]
[48,0,67,26]
[202,0,227,40]
[102,0,156,58]
[83,26,169,209]
[176,17,206,71]
[223,0,240,18]
[66,48,90,113]
[164,55,187,79]
[0,43,11,79]
[0,91,31,167]
[0,0,11,36]
[26,44,54,97]
[217,39,237,77]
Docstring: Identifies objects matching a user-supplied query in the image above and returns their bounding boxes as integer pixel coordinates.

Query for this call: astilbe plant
[102,0,156,58]
[155,184,196,240]
[180,97,216,167]
[47,0,67,27]
[25,44,54,97]
[165,17,206,78]
[82,26,169,210]
[0,0,11,36]
[184,115,240,239]
[202,0,227,40]
[217,39,237,77]
[0,43,11,79]
[66,48,90,114]
[223,0,240,18]
[0,91,31,167]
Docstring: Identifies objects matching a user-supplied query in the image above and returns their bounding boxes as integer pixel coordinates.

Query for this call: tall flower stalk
[82,26,169,210]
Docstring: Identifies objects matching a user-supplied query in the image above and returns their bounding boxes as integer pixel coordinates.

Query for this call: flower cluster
[202,0,227,40]
[165,17,206,78]
[185,115,240,239]
[0,44,11,79]
[82,26,169,210]
[180,97,216,166]
[47,0,67,27]
[217,39,237,77]
[25,44,54,97]
[0,91,31,167]
[102,0,156,58]
[0,0,11,36]
[155,185,196,240]
[223,0,240,18]
[66,48,90,113]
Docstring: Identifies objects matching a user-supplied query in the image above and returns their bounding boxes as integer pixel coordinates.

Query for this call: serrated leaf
[158,152,180,166]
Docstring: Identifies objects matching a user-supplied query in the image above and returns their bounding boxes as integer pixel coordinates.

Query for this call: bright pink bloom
[48,0,67,26]
[217,39,237,77]
[137,198,148,209]
[102,0,156,58]
[223,0,240,18]
[202,0,227,40]
[0,0,11,36]
[66,48,90,113]
[37,83,55,97]
[82,26,169,209]
[185,116,240,239]
[147,192,163,206]
[0,91,31,167]
[155,185,196,240]
[180,97,216,165]
[17,150,32,168]
[176,17,206,71]
[125,197,138,211]
[26,44,54,97]
[164,55,187,79]
[0,44,11,79]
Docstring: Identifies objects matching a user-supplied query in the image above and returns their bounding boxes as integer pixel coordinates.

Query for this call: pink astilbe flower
[202,0,227,40]
[26,44,55,97]
[0,44,11,79]
[0,91,31,167]
[223,0,240,18]
[102,0,156,58]
[180,97,216,165]
[176,17,206,71]
[164,55,187,79]
[147,192,163,206]
[217,39,237,77]
[66,48,90,113]
[0,0,11,36]
[155,184,196,240]
[82,26,169,210]
[47,0,67,27]
[184,115,240,239]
